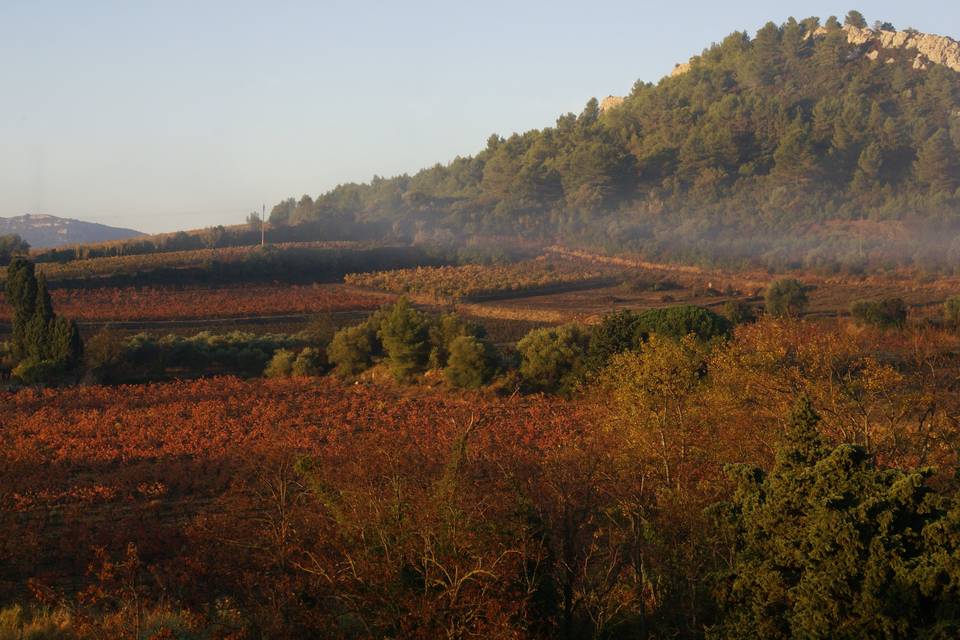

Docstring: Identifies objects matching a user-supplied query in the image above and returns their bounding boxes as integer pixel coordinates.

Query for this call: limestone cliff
[840,25,960,72]
[667,24,960,78]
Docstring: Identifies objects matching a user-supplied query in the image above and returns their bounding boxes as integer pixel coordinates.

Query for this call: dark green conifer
[5,256,38,361]
[4,258,84,380]
[709,396,960,638]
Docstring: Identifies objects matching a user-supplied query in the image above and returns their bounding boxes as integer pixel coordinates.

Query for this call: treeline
[16,245,462,290]
[5,272,949,388]
[269,11,960,272]
[320,298,733,393]
[31,217,392,264]
[66,299,733,389]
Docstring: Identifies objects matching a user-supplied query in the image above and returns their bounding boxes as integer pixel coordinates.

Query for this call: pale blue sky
[0,1,956,233]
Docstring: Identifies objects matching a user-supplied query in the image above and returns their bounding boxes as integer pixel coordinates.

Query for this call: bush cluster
[850,297,908,328]
[328,298,499,386]
[765,278,809,318]
[585,305,732,372]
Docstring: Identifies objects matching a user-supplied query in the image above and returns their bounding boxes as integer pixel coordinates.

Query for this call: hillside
[0,214,143,248]
[269,12,960,272]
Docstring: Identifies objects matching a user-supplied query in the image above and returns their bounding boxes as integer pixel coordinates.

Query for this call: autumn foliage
[0,283,392,322]
[345,257,615,302]
[3,318,960,637]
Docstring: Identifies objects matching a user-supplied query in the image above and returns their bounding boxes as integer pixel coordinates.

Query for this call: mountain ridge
[0,214,144,249]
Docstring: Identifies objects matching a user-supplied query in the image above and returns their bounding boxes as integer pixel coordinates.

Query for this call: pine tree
[851,142,883,192]
[377,298,432,381]
[844,10,867,29]
[915,129,959,194]
[857,142,883,179]
[780,17,806,66]
[748,22,784,86]
[773,118,818,183]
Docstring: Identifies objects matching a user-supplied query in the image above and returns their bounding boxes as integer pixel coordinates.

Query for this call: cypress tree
[5,257,38,362]
[25,273,54,360]
[33,272,53,323]
[4,258,84,378]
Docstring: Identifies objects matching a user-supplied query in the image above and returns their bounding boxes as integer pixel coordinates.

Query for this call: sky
[0,1,957,234]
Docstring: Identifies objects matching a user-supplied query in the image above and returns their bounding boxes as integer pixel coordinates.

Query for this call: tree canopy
[268,13,960,271]
[710,397,960,638]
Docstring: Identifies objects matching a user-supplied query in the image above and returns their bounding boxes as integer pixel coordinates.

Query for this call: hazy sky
[1,1,957,234]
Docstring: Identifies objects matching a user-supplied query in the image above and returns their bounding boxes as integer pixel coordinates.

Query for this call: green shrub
[586,309,645,370]
[517,323,590,394]
[11,358,60,385]
[82,329,305,383]
[587,305,730,372]
[83,328,128,383]
[377,298,432,381]
[764,279,809,318]
[633,305,732,342]
[850,298,907,329]
[445,335,497,388]
[292,347,325,377]
[429,312,484,369]
[264,349,295,378]
[328,324,377,377]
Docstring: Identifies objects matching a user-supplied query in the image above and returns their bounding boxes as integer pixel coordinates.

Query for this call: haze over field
[0,1,957,233]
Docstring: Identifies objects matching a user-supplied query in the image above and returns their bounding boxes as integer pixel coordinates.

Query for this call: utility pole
[261,203,266,247]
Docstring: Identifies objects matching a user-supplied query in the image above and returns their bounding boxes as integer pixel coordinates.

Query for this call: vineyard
[344,257,619,301]
[35,242,357,278]
[0,377,584,601]
[4,322,960,636]
[0,283,392,322]
[1,242,452,286]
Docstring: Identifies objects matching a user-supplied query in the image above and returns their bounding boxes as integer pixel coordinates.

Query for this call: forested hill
[271,11,960,271]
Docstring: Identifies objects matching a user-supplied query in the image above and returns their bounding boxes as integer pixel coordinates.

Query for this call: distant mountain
[0,214,144,249]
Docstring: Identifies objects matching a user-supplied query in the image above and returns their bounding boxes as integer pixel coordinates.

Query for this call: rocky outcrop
[670,24,960,78]
[834,25,960,72]
[599,95,625,112]
[671,61,693,77]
